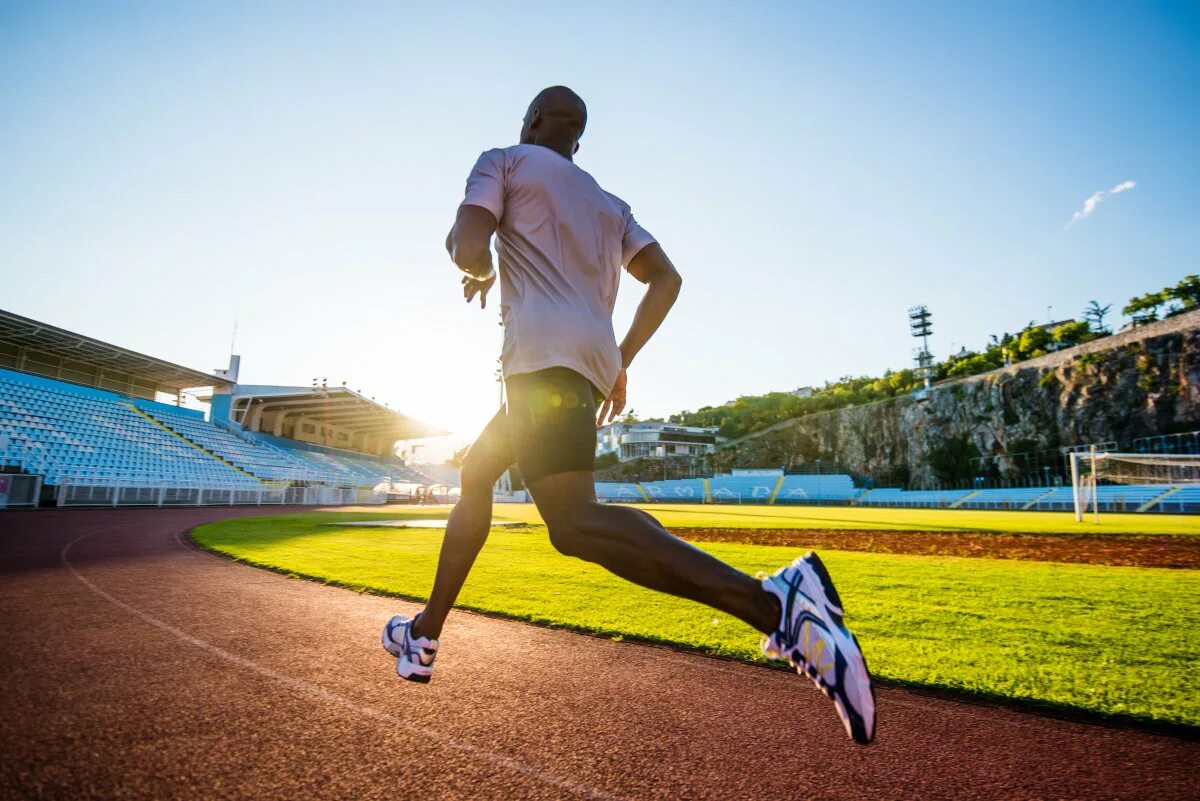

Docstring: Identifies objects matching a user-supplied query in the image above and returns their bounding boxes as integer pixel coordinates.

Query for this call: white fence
[54,479,385,508]
[0,474,42,508]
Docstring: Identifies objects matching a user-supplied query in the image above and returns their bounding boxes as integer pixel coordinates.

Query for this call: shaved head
[520,86,587,160]
[526,86,587,129]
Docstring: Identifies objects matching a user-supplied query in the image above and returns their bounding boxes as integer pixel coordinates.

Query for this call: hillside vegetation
[671,275,1199,440]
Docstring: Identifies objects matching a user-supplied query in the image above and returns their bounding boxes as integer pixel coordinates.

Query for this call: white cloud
[1067,180,1137,228]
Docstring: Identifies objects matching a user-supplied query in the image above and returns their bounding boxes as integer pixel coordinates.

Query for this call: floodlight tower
[908,305,934,391]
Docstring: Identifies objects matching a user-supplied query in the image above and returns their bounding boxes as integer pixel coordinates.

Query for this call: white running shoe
[761,551,876,744]
[382,613,439,683]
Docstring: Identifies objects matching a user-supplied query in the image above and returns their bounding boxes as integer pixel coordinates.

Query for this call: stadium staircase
[948,490,979,509]
[1021,488,1057,510]
[1138,486,1181,513]
[126,404,260,482]
[135,401,328,483]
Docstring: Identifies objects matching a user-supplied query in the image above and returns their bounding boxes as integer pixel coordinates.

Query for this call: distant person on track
[382,86,876,743]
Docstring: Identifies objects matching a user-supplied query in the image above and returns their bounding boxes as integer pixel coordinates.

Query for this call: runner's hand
[597,368,627,426]
[462,274,495,309]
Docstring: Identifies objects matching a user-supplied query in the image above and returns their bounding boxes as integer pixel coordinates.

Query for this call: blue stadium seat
[775,474,856,502]
[641,479,704,501]
[0,369,257,488]
[708,475,778,502]
[241,430,432,487]
[135,400,331,482]
[0,368,415,490]
[595,482,643,501]
[857,488,970,507]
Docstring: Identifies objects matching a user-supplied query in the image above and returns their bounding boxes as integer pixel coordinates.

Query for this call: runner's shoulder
[488,144,616,202]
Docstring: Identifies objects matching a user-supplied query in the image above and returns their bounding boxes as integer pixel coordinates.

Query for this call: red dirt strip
[1,508,1196,801]
[673,527,1200,568]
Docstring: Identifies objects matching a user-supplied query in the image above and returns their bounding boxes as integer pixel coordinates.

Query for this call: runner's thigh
[504,367,601,486]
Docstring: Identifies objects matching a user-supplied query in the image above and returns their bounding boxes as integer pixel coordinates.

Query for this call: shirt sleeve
[461,149,507,222]
[621,209,657,267]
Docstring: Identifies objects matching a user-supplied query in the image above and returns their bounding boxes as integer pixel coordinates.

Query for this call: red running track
[1,507,1196,800]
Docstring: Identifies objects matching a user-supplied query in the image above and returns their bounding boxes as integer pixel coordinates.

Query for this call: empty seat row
[136,401,332,482]
[0,369,453,492]
[1,370,256,488]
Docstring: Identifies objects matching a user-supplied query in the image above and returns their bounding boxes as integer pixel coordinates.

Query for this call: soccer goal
[1069,448,1200,521]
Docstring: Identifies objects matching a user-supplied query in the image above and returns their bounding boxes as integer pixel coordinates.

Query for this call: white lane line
[62,530,626,801]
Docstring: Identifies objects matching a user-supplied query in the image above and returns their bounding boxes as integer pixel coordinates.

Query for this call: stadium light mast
[908,305,934,391]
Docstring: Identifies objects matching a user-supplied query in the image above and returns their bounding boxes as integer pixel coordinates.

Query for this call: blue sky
[2,1,1197,445]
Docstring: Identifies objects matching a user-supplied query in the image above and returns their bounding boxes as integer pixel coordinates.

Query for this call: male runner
[383,86,876,743]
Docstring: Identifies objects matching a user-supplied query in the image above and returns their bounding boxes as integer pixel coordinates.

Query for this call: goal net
[1069,451,1200,521]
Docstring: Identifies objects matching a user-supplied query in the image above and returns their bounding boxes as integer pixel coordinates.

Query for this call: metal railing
[54,478,385,508]
[1130,431,1200,456]
[0,474,42,508]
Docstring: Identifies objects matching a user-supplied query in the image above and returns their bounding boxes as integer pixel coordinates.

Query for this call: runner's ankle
[411,614,438,641]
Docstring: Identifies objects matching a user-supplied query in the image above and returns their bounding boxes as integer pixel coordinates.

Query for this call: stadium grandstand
[1,308,1194,514]
[0,309,452,508]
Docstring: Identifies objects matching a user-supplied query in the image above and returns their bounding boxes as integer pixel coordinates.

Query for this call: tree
[945,352,996,378]
[1051,320,1094,349]
[1015,325,1052,360]
[666,275,1191,442]
[1082,300,1112,333]
[1166,274,1200,314]
[1123,291,1167,326]
[594,451,619,471]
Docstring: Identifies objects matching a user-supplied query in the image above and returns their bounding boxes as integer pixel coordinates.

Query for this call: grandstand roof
[231,385,445,440]
[0,308,233,396]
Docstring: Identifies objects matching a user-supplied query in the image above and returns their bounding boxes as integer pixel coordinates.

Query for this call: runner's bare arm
[447,204,499,308]
[619,243,682,370]
[446,205,498,280]
[597,243,682,425]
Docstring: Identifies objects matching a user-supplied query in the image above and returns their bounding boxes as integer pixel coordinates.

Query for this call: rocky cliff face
[718,311,1200,488]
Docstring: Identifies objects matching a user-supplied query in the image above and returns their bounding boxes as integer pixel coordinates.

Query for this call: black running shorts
[471,367,603,486]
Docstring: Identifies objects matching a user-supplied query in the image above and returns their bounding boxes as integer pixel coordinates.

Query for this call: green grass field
[192,505,1200,726]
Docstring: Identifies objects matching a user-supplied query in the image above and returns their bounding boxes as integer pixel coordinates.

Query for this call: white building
[596,421,718,462]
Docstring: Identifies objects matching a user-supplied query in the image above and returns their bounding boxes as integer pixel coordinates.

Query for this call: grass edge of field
[187,522,1200,737]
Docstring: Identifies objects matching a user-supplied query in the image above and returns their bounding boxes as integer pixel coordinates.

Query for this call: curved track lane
[1,508,1196,800]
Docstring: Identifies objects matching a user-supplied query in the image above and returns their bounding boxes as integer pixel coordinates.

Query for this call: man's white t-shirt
[460,144,656,397]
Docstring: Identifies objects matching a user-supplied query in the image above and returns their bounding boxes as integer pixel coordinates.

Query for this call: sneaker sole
[800,552,876,744]
[396,667,432,684]
[784,632,874,744]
